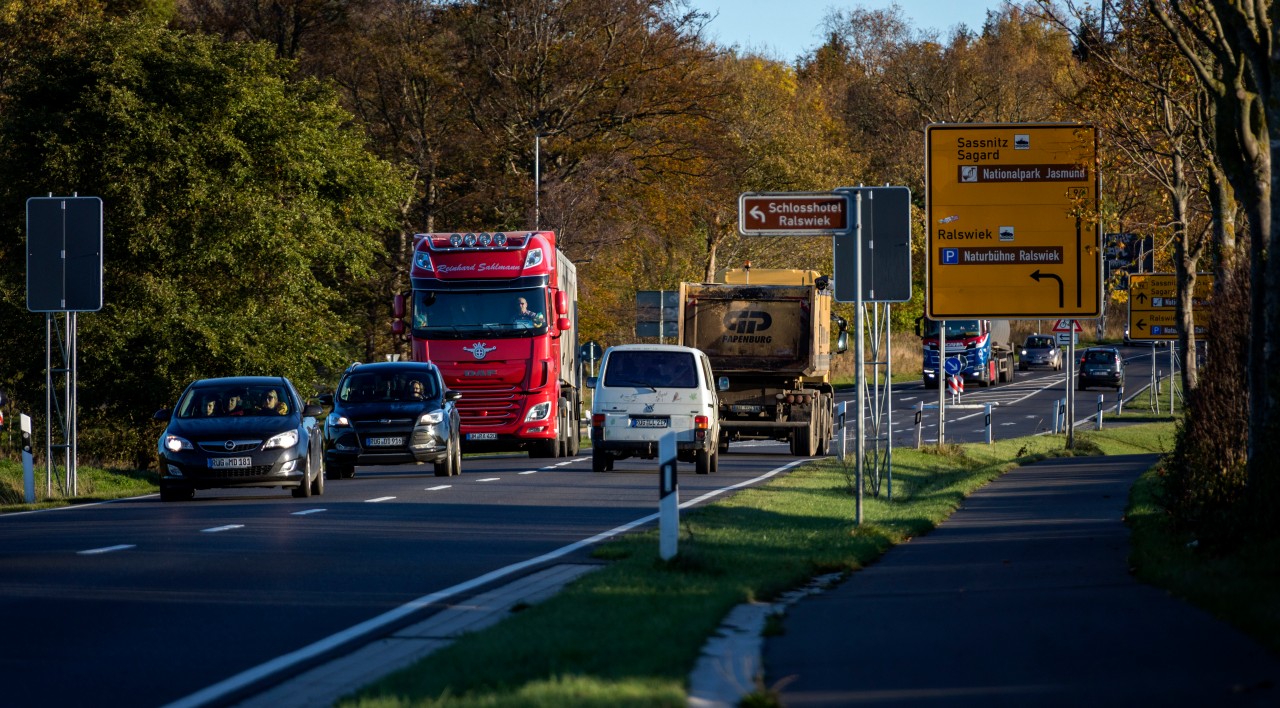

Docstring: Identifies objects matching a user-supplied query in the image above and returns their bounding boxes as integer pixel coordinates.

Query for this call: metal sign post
[27,195,103,497]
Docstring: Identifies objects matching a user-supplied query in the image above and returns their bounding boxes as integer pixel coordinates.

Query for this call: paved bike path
[763,454,1280,707]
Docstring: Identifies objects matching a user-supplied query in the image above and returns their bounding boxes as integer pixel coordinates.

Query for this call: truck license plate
[630,418,669,428]
[467,433,498,440]
[365,437,405,447]
[208,457,252,469]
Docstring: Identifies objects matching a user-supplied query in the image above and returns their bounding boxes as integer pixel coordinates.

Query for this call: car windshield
[412,288,547,338]
[923,319,982,339]
[338,371,439,404]
[603,351,698,388]
[176,384,291,418]
[1026,337,1055,349]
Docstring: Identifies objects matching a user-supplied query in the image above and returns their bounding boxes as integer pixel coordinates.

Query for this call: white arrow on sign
[750,205,765,222]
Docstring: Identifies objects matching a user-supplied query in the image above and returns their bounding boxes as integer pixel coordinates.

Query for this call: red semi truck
[392,231,581,458]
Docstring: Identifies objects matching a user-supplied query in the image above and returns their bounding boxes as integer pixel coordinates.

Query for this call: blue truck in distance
[917,318,1016,387]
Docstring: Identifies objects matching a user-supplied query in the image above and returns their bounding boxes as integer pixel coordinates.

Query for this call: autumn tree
[0,18,407,464]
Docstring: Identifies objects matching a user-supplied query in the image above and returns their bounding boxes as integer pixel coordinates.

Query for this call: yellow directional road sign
[925,123,1101,319]
[1128,273,1213,340]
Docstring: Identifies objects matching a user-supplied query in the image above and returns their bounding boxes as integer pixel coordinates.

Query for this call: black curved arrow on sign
[1031,270,1064,308]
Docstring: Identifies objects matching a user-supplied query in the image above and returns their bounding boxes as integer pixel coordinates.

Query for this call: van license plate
[468,433,498,440]
[366,437,404,447]
[630,418,669,428]
[209,457,252,469]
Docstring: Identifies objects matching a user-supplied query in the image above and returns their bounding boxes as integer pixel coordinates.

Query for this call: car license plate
[365,436,405,447]
[467,433,498,440]
[208,457,252,469]
[630,418,669,428]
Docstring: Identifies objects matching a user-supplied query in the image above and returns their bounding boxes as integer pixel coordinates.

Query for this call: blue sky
[686,0,1016,61]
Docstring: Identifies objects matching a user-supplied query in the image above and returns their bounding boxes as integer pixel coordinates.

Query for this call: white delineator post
[659,431,678,560]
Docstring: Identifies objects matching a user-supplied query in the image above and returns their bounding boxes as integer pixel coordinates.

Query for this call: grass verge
[341,423,1176,708]
[1127,465,1280,656]
[0,458,157,512]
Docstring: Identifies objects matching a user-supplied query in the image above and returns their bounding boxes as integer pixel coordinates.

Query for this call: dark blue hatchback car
[1077,347,1125,391]
[154,376,325,501]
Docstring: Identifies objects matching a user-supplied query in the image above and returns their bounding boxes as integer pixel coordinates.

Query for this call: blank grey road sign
[27,196,103,312]
[833,186,912,303]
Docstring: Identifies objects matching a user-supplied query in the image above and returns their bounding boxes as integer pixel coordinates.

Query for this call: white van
[587,344,723,474]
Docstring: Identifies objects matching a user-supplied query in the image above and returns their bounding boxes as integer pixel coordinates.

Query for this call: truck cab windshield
[412,289,548,338]
[923,319,982,339]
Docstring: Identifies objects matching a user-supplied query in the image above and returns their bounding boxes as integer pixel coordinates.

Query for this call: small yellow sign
[926,123,1100,318]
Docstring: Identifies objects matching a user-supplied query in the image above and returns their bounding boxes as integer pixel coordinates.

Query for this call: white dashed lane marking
[292,509,326,516]
[78,544,135,555]
[365,496,396,503]
[202,524,245,534]
[426,485,451,491]
[476,478,501,483]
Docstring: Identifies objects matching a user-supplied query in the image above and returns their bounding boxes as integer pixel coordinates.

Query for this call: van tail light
[694,415,709,430]
[591,414,605,428]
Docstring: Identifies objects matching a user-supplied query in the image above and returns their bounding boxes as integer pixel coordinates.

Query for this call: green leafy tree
[0,19,408,465]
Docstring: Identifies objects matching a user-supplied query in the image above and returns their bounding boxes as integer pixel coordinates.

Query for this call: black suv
[319,362,462,478]
[1077,347,1125,391]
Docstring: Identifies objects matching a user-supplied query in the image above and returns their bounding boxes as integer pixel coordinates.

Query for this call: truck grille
[451,383,522,428]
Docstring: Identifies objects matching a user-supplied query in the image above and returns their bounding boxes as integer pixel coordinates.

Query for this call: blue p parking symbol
[941,248,959,265]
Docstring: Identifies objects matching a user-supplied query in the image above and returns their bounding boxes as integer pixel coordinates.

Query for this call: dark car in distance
[1077,347,1125,390]
[319,361,462,478]
[155,376,326,501]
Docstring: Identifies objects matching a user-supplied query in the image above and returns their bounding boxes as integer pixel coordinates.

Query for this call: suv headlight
[163,435,192,453]
[525,402,551,422]
[327,413,351,428]
[264,430,299,450]
[418,410,444,425]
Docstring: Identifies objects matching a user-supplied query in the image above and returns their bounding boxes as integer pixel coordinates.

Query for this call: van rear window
[603,351,698,388]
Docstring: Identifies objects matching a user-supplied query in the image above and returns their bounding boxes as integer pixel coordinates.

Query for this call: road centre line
[426,485,451,491]
[292,509,326,516]
[202,524,244,534]
[162,459,805,708]
[519,470,538,475]
[365,496,396,503]
[476,477,501,483]
[78,544,135,555]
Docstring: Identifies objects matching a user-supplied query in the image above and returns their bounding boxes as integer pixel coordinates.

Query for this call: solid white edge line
[161,460,801,708]
[78,544,135,555]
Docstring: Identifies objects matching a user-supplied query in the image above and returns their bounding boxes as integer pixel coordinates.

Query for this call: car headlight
[524,402,551,422]
[264,430,299,450]
[418,410,444,425]
[327,413,351,428]
[163,435,192,453]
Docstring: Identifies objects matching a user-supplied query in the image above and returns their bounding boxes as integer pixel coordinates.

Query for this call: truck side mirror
[836,331,849,354]
[557,316,572,331]
[717,376,729,392]
[555,290,568,315]
[585,376,597,389]
[392,292,406,319]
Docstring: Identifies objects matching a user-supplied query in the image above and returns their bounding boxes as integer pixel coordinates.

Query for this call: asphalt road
[0,344,1172,707]
[0,445,802,707]
[838,344,1164,447]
